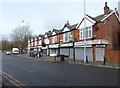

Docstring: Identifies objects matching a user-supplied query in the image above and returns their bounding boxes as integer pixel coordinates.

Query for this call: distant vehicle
[29,51,41,57]
[29,51,38,57]
[5,51,11,55]
[12,48,19,54]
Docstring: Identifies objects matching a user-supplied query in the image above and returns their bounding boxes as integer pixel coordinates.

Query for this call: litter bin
[60,55,64,61]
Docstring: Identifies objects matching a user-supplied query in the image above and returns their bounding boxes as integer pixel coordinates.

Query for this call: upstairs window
[80,29,83,39]
[38,40,41,45]
[88,26,92,37]
[63,32,69,42]
[52,36,56,43]
[80,26,92,40]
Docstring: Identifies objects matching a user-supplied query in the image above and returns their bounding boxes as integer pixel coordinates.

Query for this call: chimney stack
[104,2,109,15]
[67,21,69,25]
[48,30,51,34]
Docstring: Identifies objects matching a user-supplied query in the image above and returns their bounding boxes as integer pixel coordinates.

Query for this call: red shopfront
[74,39,109,62]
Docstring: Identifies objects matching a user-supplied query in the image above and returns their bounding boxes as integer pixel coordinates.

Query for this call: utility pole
[21,21,30,55]
[73,30,75,61]
[84,0,86,63]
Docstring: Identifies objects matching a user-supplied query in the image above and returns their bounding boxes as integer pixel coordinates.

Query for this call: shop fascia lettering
[49,44,59,48]
[60,42,73,47]
[75,39,109,46]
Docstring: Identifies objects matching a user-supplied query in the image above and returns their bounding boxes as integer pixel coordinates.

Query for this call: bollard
[86,56,88,63]
[103,57,105,65]
[54,56,56,61]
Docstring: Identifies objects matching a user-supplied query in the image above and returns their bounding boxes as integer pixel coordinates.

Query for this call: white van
[12,48,20,54]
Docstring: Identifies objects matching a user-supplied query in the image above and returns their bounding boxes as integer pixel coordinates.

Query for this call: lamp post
[73,38,75,61]
[69,33,75,61]
[83,0,86,63]
[73,31,75,61]
[59,39,63,56]
[21,21,30,55]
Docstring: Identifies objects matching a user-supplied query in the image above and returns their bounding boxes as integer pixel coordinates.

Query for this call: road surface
[2,53,119,86]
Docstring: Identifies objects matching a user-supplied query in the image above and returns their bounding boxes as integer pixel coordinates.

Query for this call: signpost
[69,33,75,61]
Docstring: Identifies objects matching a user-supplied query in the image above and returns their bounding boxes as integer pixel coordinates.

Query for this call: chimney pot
[66,20,70,25]
[105,2,107,5]
[104,2,109,15]
[67,20,69,23]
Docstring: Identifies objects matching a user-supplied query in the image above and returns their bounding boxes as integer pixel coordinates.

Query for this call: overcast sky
[0,0,119,39]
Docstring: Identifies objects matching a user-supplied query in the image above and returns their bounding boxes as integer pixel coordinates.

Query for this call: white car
[5,51,12,55]
[12,48,19,54]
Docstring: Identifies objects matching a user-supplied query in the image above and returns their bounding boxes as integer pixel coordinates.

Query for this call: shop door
[96,47,104,61]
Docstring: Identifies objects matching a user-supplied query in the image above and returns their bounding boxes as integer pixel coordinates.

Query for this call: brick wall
[49,36,52,44]
[56,34,60,43]
[94,13,120,63]
[70,29,79,42]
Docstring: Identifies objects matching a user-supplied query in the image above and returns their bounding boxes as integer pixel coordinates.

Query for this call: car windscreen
[14,50,19,52]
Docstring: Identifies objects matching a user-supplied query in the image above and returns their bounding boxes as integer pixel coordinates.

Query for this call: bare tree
[11,24,32,50]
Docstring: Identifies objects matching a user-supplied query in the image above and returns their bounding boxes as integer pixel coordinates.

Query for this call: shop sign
[49,44,59,48]
[37,45,42,48]
[60,43,73,47]
[96,45,105,47]
[75,45,92,47]
[75,39,109,46]
[69,34,73,41]
[101,40,110,44]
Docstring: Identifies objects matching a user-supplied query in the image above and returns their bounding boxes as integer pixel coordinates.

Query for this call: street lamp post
[73,40,75,61]
[21,21,30,55]
[73,30,75,61]
[103,21,106,65]
[83,0,86,63]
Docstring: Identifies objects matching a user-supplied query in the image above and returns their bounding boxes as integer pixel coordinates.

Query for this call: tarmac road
[2,53,119,86]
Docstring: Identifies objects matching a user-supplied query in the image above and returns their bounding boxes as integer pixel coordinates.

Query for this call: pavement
[18,54,120,70]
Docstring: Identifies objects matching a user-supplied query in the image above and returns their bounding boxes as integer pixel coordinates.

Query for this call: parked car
[29,51,41,57]
[5,51,12,55]
[12,48,19,54]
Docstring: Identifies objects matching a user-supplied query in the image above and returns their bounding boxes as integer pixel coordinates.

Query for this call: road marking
[2,71,26,87]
